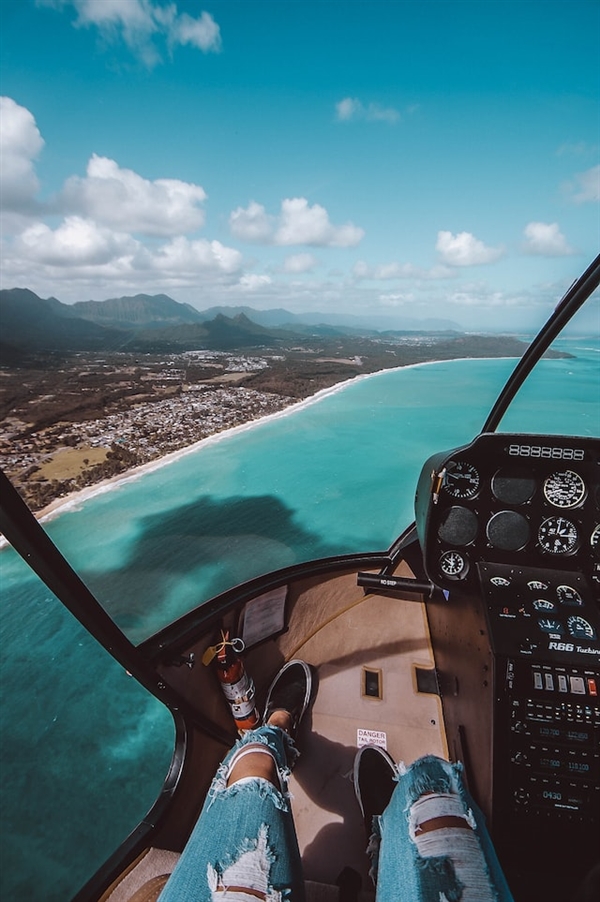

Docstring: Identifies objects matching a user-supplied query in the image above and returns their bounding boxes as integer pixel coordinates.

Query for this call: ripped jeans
[157,725,304,902]
[370,755,514,902]
[158,731,513,902]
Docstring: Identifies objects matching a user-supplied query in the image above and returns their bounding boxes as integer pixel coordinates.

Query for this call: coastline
[30,355,518,526]
[33,362,392,522]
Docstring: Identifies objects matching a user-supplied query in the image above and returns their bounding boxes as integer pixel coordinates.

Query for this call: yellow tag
[201,631,245,667]
[201,645,219,666]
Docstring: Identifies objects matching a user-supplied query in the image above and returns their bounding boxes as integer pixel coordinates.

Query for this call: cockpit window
[494,295,599,438]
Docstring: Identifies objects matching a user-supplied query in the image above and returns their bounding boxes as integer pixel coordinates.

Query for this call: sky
[0,0,599,330]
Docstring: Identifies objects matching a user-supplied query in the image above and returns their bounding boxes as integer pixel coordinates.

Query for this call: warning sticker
[357,729,387,749]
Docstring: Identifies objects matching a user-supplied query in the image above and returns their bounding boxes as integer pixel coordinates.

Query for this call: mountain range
[0,288,461,362]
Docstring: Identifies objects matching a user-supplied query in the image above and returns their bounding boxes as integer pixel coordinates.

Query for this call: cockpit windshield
[2,287,597,647]
[495,294,600,437]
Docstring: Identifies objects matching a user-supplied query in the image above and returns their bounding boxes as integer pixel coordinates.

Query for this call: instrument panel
[415,434,600,664]
[416,434,600,586]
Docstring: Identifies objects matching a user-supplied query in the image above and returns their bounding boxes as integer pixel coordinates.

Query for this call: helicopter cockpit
[1,257,598,902]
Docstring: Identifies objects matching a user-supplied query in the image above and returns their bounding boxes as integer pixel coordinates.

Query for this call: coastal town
[0,350,298,512]
[1,329,547,514]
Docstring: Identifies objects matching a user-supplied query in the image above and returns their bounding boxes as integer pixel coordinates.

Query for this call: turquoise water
[1,349,598,901]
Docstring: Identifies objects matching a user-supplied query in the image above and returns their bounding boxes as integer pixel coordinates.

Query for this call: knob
[514,788,530,805]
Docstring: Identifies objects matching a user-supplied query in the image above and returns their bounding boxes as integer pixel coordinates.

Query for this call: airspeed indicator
[543,470,586,509]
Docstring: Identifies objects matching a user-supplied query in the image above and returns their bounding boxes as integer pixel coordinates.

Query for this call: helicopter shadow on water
[80,493,346,641]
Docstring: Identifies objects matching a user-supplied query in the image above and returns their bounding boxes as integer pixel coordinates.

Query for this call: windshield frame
[480,254,600,434]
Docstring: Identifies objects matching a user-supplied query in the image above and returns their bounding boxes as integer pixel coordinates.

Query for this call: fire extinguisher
[203,630,260,734]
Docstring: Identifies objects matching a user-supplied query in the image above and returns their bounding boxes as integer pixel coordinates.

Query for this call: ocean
[1,346,598,901]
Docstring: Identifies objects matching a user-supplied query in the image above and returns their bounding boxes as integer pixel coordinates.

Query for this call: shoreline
[1,355,521,545]
[32,355,517,525]
[33,362,397,521]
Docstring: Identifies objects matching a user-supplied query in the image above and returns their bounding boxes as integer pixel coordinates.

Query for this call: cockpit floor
[285,589,447,893]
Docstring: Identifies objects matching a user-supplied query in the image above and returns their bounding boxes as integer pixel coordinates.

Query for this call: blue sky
[1,0,598,329]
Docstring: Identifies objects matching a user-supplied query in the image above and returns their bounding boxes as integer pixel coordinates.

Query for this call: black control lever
[357,572,436,599]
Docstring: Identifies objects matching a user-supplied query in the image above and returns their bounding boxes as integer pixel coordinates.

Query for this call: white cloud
[379,292,415,306]
[353,260,454,280]
[282,253,318,273]
[60,154,207,235]
[0,96,44,212]
[161,9,222,52]
[230,198,364,248]
[239,274,273,291]
[276,198,364,247]
[39,0,221,65]
[229,201,274,242]
[152,236,242,274]
[16,217,138,266]
[436,231,504,266]
[335,97,400,124]
[4,217,242,293]
[565,165,600,204]
[522,222,574,257]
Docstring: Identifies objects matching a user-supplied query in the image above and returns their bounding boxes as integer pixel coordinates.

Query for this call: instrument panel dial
[543,470,586,509]
[439,550,468,579]
[442,461,480,499]
[538,618,563,634]
[532,599,556,612]
[538,517,579,555]
[567,616,596,640]
[556,585,583,606]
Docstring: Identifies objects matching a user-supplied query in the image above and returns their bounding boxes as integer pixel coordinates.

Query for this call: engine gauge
[567,616,596,640]
[591,524,600,556]
[538,517,579,555]
[442,461,480,500]
[439,550,468,579]
[538,618,563,634]
[543,470,586,509]
[533,599,556,612]
[557,585,583,606]
[527,579,548,591]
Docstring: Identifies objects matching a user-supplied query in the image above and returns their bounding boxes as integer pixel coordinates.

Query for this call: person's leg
[158,661,313,902]
[355,751,514,902]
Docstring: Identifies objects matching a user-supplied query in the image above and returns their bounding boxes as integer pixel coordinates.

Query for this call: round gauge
[527,579,548,591]
[556,585,583,606]
[533,599,556,612]
[538,618,563,635]
[437,506,479,546]
[567,616,596,640]
[486,511,530,551]
[439,550,468,579]
[491,468,536,505]
[538,517,579,555]
[591,524,600,556]
[443,460,480,500]
[543,470,586,509]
